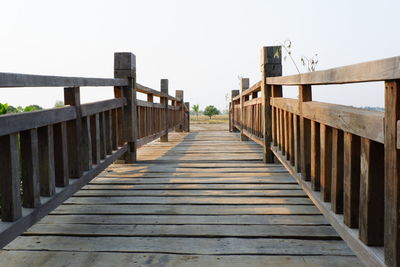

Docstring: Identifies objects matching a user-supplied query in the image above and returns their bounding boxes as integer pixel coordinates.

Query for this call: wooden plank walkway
[0,124,362,266]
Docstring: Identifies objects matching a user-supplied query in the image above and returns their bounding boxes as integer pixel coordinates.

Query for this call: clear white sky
[0,0,399,111]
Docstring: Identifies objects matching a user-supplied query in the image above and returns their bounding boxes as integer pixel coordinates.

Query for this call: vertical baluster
[280,108,285,155]
[277,108,281,150]
[114,87,125,147]
[285,111,289,160]
[293,114,301,173]
[38,125,55,196]
[311,121,320,191]
[176,90,184,133]
[105,110,112,155]
[81,116,92,170]
[161,79,169,141]
[344,132,361,228]
[90,113,100,165]
[0,133,22,221]
[111,109,118,150]
[288,112,294,165]
[331,128,344,213]
[99,112,106,160]
[53,122,69,187]
[359,138,384,245]
[299,85,312,180]
[20,129,41,208]
[240,79,249,141]
[320,124,332,202]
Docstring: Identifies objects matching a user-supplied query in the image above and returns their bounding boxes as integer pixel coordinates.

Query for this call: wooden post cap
[231,90,239,98]
[114,53,136,78]
[260,46,282,65]
[176,90,184,101]
[161,79,168,94]
[240,78,249,91]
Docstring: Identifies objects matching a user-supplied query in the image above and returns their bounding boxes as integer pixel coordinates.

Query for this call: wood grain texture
[266,55,400,85]
[0,134,22,221]
[343,133,360,228]
[0,72,128,87]
[384,80,400,267]
[299,85,312,180]
[359,138,384,246]
[53,122,69,187]
[320,124,332,202]
[20,129,41,208]
[331,128,344,214]
[311,121,320,191]
[38,125,55,197]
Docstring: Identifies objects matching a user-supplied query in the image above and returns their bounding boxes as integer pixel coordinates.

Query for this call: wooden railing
[0,52,189,248]
[229,46,400,267]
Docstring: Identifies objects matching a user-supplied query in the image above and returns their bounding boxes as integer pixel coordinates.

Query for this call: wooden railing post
[384,80,400,266]
[114,52,137,163]
[64,86,83,178]
[261,46,282,163]
[160,79,169,142]
[231,90,240,132]
[240,78,249,141]
[185,102,190,132]
[299,85,312,180]
[175,90,184,132]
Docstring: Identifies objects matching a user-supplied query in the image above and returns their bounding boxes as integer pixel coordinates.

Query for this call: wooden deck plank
[0,251,363,267]
[74,189,307,197]
[64,196,312,205]
[5,236,354,255]
[25,224,340,238]
[51,204,320,215]
[37,214,330,225]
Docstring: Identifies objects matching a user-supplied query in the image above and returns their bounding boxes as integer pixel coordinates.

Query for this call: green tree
[0,103,9,115]
[192,104,200,119]
[54,100,64,108]
[23,105,42,112]
[204,105,220,119]
[7,105,18,113]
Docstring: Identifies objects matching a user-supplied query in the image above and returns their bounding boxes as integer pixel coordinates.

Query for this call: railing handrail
[0,72,128,87]
[267,55,400,86]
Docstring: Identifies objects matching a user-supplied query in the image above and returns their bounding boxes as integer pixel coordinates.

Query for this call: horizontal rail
[266,56,400,85]
[137,100,164,109]
[0,107,76,136]
[270,98,384,144]
[81,98,126,117]
[0,72,128,88]
[233,81,262,101]
[243,97,262,107]
[168,105,180,110]
[136,83,178,101]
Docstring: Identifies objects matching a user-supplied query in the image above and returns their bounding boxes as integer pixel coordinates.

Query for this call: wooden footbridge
[0,49,399,266]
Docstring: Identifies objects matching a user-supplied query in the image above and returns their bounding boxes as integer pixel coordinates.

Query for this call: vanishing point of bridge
[0,48,399,267]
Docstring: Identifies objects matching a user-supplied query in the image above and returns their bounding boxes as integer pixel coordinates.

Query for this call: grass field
[190,114,228,124]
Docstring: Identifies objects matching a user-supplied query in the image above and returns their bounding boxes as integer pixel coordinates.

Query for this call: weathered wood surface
[266,55,400,85]
[0,72,128,87]
[0,124,360,266]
